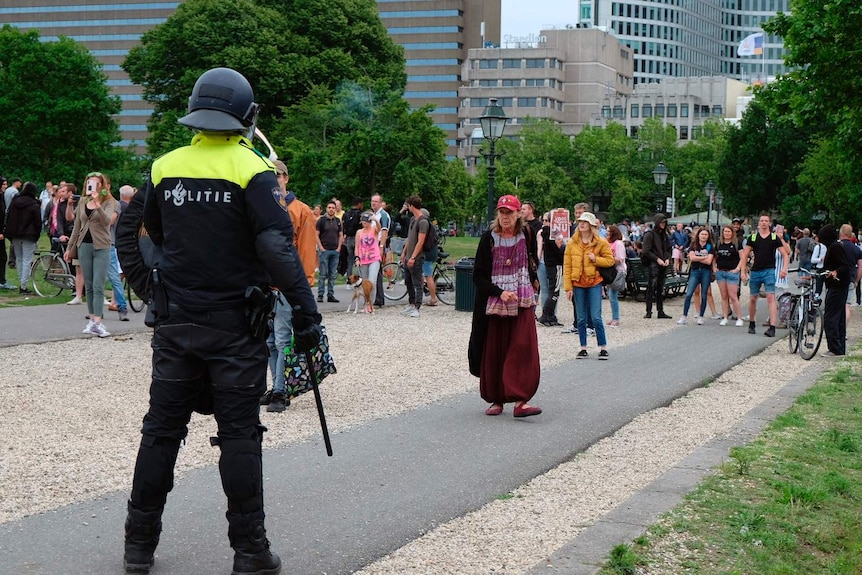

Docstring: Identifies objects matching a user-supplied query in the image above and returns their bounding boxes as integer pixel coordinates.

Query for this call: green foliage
[573,122,641,218]
[123,0,405,157]
[605,543,642,574]
[0,26,127,184]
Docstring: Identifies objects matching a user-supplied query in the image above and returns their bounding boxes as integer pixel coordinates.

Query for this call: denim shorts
[422,259,434,276]
[749,268,775,295]
[715,270,740,285]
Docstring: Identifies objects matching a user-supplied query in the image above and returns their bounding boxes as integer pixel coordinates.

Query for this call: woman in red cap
[468,195,542,417]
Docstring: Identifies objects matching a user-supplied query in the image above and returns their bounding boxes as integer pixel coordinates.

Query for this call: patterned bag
[283,326,337,400]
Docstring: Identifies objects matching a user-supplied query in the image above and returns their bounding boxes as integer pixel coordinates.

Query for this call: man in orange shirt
[261,159,318,412]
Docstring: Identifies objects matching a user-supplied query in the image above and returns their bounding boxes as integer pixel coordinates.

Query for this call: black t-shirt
[714,241,740,270]
[687,242,714,270]
[540,226,564,267]
[316,216,342,250]
[748,232,784,271]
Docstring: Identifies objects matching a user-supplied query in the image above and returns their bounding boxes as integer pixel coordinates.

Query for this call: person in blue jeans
[315,201,342,303]
[677,227,715,325]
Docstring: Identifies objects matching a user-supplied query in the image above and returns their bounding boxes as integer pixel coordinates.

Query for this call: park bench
[624,258,687,301]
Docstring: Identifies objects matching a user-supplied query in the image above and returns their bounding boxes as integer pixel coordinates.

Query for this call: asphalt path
[0,299,781,575]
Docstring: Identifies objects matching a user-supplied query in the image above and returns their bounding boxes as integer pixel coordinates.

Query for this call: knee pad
[131,435,182,509]
[218,427,264,511]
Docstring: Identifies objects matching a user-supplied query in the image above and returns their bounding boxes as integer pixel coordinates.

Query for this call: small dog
[346,274,375,314]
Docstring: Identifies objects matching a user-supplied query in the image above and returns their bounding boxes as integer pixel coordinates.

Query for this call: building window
[601,105,611,119]
[655,104,665,117]
[470,98,489,108]
[712,105,723,116]
[631,104,639,118]
[525,58,544,68]
[518,97,536,107]
[667,104,677,117]
[479,79,497,87]
[525,78,545,87]
[498,97,514,107]
[502,79,521,87]
[642,104,652,117]
[631,125,639,138]
[692,126,701,140]
[680,104,689,117]
[479,59,498,69]
[680,126,688,140]
[613,105,624,119]
[502,59,520,69]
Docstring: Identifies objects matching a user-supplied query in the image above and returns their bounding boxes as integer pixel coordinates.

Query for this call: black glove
[292,306,323,354]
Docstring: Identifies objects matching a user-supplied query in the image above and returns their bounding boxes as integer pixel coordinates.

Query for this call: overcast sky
[500,0,577,41]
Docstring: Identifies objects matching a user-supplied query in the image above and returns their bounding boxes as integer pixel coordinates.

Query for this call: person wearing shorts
[714,225,744,326]
[740,213,789,337]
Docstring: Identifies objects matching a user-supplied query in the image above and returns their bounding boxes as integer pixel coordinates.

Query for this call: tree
[0,26,125,184]
[123,0,406,157]
[573,122,642,220]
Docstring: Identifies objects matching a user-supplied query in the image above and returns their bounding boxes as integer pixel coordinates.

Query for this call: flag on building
[738,32,764,56]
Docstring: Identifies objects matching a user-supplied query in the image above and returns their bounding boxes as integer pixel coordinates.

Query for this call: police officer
[121,67,320,575]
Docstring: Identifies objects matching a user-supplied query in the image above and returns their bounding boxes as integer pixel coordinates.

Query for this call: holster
[148,267,169,326]
[246,286,277,341]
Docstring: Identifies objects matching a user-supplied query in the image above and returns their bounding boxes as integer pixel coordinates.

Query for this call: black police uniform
[124,131,318,572]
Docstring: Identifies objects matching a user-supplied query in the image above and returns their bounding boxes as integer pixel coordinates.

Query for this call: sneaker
[407,308,420,318]
[735,319,744,327]
[537,317,553,327]
[598,349,609,360]
[677,316,688,325]
[748,323,756,334]
[0,282,16,290]
[719,318,728,326]
[316,295,323,303]
[67,296,83,305]
[608,320,620,327]
[327,296,340,303]
[696,316,704,325]
[643,312,652,319]
[764,325,776,337]
[266,393,287,413]
[89,322,111,338]
[550,320,563,327]
[710,314,723,320]
[119,309,129,321]
[576,349,588,359]
[742,315,750,321]
[259,389,273,406]
[82,320,95,334]
[19,287,33,296]
[656,312,673,319]
[561,326,577,334]
[587,328,596,337]
[401,305,414,314]
[821,351,840,358]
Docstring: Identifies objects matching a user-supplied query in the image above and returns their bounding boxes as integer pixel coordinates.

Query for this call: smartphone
[87,182,96,195]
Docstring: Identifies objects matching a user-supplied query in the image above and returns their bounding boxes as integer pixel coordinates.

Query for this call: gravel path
[1,294,852,573]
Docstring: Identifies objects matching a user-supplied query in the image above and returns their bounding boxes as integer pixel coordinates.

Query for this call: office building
[458,28,634,165]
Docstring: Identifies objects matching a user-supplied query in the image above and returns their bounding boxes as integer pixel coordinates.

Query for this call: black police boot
[124,502,163,574]
[228,510,282,575]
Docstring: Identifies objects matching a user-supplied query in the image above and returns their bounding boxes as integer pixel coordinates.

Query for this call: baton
[304,348,333,456]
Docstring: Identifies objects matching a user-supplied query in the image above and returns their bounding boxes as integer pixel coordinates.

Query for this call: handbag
[598,264,617,286]
[283,326,337,400]
[610,268,627,292]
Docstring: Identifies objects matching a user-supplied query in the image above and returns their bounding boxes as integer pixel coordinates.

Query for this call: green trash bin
[455,257,476,312]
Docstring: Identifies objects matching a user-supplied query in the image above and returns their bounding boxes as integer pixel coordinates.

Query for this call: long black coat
[467,228,538,377]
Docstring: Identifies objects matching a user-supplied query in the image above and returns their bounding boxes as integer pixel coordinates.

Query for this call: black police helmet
[178,67,259,133]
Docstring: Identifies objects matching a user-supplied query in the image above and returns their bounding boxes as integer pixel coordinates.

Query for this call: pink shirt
[356,229,381,265]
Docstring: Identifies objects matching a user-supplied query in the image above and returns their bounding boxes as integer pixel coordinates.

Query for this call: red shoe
[485,404,503,416]
[513,404,542,418]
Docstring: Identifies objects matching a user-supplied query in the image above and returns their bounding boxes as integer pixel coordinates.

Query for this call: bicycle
[381,249,455,305]
[29,241,76,297]
[787,269,827,360]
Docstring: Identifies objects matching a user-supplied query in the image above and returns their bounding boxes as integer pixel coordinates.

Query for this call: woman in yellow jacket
[564,212,615,359]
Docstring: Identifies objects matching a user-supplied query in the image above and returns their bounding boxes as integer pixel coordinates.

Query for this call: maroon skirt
[479,307,540,404]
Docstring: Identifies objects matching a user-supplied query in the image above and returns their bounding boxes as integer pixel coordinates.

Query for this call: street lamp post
[704,180,715,229]
[652,161,670,216]
[694,198,702,224]
[480,98,508,224]
[715,191,723,227]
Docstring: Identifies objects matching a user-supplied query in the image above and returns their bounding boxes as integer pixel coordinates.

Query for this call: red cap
[496,195,521,212]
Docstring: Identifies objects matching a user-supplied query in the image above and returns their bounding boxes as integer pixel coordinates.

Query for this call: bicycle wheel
[381,261,407,301]
[434,266,455,305]
[126,279,145,312]
[30,254,64,297]
[787,299,800,354]
[798,305,823,360]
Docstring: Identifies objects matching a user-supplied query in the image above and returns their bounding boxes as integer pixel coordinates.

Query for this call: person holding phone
[65,171,118,337]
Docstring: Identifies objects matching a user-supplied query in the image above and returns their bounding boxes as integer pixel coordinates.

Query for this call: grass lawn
[599,350,862,575]
[439,235,479,263]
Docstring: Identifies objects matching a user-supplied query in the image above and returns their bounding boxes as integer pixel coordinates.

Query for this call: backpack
[342,208,362,238]
[422,216,438,253]
[777,292,794,325]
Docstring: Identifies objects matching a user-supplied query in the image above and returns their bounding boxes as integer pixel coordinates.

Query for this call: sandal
[427,299,439,306]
